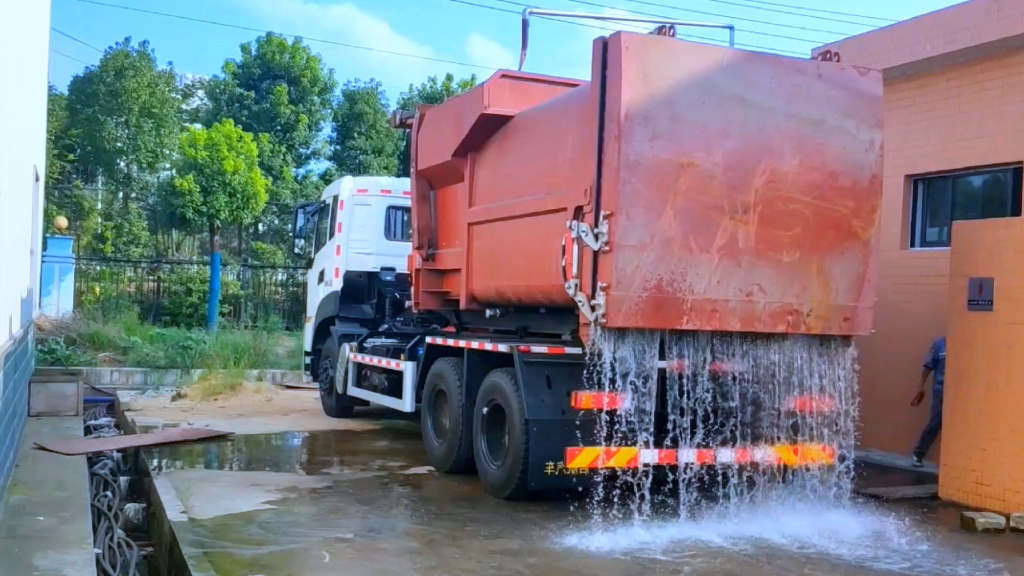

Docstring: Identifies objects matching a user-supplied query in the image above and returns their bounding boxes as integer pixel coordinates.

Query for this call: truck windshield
[313,201,331,253]
[385,206,412,242]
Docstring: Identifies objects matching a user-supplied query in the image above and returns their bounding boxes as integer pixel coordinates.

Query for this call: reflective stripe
[426,336,511,353]
[425,336,583,355]
[349,353,407,371]
[564,444,837,469]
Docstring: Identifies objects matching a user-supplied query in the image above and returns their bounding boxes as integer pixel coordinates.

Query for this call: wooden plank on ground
[34,427,232,456]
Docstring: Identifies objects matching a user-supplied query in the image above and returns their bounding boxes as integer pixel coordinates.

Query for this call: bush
[36,337,97,367]
[34,313,302,370]
[159,266,241,329]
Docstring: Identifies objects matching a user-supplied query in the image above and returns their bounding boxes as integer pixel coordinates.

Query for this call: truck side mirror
[292,202,314,257]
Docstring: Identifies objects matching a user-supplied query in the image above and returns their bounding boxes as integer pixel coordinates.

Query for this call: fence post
[39,235,76,318]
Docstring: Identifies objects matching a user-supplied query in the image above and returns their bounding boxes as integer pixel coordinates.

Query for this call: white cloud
[464,33,516,71]
[237,0,447,98]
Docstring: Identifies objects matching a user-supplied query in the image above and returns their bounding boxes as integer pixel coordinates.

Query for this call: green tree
[65,37,182,257]
[395,73,478,176]
[397,72,478,111]
[44,85,102,248]
[170,119,269,331]
[204,33,338,257]
[205,33,337,168]
[330,79,403,177]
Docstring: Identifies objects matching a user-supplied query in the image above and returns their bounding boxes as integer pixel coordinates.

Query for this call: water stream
[583,328,859,522]
[566,329,1019,575]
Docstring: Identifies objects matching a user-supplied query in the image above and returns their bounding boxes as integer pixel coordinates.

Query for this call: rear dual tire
[420,361,530,500]
[421,358,476,474]
[473,368,530,500]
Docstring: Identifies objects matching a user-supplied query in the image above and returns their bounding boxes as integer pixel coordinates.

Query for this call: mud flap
[513,353,599,492]
[527,419,597,492]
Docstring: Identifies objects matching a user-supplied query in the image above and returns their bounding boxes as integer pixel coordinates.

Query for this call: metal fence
[73,257,307,330]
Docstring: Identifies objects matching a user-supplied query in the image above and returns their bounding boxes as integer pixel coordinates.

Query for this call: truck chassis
[317,326,840,500]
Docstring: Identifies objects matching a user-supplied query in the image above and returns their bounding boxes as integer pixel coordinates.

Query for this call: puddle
[560,500,1013,576]
[145,428,1024,576]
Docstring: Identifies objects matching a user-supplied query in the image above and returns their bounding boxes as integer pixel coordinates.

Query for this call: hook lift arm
[518,8,736,71]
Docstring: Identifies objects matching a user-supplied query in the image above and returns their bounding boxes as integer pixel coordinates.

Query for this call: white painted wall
[0,0,51,350]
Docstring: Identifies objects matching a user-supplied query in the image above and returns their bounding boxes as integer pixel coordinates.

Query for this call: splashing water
[582,328,859,523]
[567,328,1012,574]
[559,500,1010,576]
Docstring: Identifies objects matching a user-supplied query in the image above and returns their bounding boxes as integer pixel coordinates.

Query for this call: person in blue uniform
[911,335,946,467]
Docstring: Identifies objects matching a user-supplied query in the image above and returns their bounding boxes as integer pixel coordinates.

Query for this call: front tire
[473,368,529,500]
[318,337,355,418]
[421,357,475,474]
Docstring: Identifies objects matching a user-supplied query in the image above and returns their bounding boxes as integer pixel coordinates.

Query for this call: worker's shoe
[912,455,924,468]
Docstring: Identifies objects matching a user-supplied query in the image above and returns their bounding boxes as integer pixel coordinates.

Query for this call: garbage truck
[293,14,883,500]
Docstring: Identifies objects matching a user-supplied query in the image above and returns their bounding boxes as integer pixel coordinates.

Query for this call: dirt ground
[118,382,391,435]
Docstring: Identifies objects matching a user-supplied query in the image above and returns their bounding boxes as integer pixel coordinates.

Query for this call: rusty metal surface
[35,427,233,455]
[409,33,883,337]
[597,34,883,335]
[409,68,594,311]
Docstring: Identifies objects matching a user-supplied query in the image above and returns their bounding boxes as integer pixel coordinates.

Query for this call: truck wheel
[318,337,355,418]
[421,358,475,474]
[473,368,529,500]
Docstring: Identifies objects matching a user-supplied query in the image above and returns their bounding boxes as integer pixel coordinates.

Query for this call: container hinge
[569,211,610,253]
[566,280,607,324]
[562,211,611,324]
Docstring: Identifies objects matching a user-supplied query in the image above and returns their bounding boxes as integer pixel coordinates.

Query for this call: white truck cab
[291,175,413,410]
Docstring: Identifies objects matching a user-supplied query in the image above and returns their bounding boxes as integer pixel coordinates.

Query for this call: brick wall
[942,217,1024,513]
[813,0,1024,74]
[0,327,33,510]
[830,44,1024,461]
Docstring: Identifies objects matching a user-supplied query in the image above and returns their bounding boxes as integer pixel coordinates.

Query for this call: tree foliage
[44,84,105,255]
[395,73,478,176]
[205,33,337,170]
[330,79,403,177]
[66,38,182,194]
[397,73,478,112]
[64,38,182,257]
[49,29,478,266]
[170,119,269,244]
[203,33,338,256]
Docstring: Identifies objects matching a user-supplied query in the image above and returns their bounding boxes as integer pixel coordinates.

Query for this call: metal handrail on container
[518,8,736,70]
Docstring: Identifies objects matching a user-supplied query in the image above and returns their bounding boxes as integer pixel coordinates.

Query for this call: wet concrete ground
[147,416,1024,576]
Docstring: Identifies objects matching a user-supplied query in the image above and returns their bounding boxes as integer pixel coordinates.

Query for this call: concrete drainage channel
[81,396,205,576]
[112,403,211,573]
[85,401,150,575]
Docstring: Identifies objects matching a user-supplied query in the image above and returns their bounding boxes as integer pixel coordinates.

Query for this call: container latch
[562,211,610,324]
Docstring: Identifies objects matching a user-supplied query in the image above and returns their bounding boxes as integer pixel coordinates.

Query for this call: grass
[185,369,249,400]
[35,313,303,371]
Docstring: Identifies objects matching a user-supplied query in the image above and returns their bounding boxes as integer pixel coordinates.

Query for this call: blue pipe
[206,251,221,332]
[84,396,115,403]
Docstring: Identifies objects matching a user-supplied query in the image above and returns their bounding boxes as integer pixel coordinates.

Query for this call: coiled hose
[84,404,148,576]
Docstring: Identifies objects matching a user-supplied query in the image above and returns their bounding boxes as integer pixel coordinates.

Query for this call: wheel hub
[335,343,351,395]
[481,400,509,468]
[429,387,450,444]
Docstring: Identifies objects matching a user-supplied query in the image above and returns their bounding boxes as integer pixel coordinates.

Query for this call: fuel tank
[408,32,883,336]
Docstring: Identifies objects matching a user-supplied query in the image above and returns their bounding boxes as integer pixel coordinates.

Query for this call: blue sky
[49,0,964,107]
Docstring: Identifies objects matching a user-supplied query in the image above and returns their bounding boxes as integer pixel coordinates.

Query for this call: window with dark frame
[384,206,412,242]
[313,201,331,253]
[328,196,338,240]
[909,165,1023,249]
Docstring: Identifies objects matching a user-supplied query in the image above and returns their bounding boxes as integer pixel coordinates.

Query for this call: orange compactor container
[406,31,883,338]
